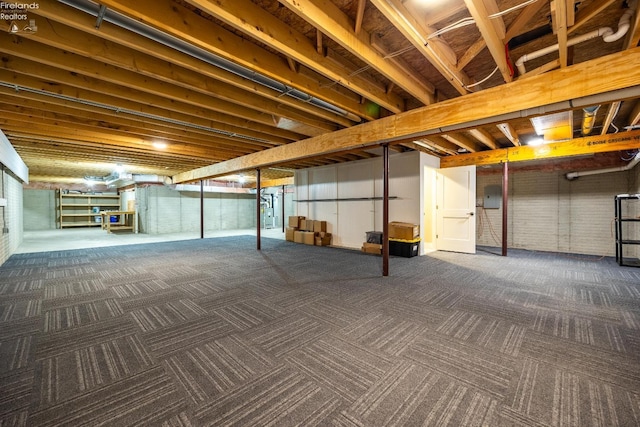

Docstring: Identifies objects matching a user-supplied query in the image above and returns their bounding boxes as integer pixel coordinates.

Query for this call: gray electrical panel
[484,185,502,209]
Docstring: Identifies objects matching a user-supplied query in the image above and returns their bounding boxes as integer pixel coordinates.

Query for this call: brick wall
[0,170,23,266]
[477,168,633,256]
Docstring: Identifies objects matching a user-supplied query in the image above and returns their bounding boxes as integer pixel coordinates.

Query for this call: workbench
[100,210,137,233]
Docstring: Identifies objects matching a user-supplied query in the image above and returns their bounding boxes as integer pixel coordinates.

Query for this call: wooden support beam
[440,130,640,168]
[29,1,356,127]
[496,123,520,146]
[316,29,324,55]
[551,0,570,68]
[277,0,435,106]
[287,57,298,73]
[441,133,481,153]
[629,101,640,127]
[0,37,337,134]
[568,0,616,36]
[370,0,470,95]
[505,0,547,42]
[601,101,622,135]
[468,128,499,150]
[370,33,436,99]
[181,0,408,112]
[463,0,513,82]
[355,0,366,35]
[95,0,379,120]
[173,48,640,183]
[247,177,294,188]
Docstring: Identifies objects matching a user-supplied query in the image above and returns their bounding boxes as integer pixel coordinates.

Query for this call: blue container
[110,215,119,223]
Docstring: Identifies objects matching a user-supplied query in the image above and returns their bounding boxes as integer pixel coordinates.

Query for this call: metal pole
[502,162,508,256]
[281,185,285,233]
[200,179,204,239]
[256,168,261,251]
[383,144,389,276]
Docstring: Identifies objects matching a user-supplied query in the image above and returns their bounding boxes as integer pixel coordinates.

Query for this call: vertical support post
[281,185,285,233]
[502,161,508,256]
[382,144,389,277]
[200,179,204,239]
[256,169,261,251]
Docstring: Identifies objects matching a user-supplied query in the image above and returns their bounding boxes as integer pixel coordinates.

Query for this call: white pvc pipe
[516,3,636,74]
[565,152,640,180]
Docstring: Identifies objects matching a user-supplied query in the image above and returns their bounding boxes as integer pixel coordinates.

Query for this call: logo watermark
[1,2,39,33]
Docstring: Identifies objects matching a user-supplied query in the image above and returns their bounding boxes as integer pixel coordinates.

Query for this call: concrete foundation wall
[0,170,23,266]
[477,168,635,256]
[136,185,257,235]
[23,189,56,231]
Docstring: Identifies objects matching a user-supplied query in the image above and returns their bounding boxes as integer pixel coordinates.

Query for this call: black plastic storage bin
[366,231,383,244]
[389,239,420,258]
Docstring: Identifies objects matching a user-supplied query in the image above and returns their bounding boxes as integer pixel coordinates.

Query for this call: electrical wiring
[489,0,541,19]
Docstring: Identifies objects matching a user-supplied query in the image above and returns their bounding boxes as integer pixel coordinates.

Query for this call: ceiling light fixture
[152,141,168,149]
[527,138,546,146]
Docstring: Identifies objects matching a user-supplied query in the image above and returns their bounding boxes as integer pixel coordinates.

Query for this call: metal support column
[200,180,204,239]
[502,162,508,256]
[256,168,261,251]
[383,144,389,277]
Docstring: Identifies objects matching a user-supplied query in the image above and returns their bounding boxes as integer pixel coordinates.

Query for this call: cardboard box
[301,231,315,245]
[288,216,305,228]
[389,222,419,240]
[315,232,332,246]
[300,219,313,231]
[313,220,327,233]
[294,230,304,243]
[127,199,136,211]
[361,242,382,255]
[285,227,296,242]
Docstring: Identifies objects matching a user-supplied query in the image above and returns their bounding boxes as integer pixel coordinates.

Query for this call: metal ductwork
[581,105,600,136]
[59,0,361,123]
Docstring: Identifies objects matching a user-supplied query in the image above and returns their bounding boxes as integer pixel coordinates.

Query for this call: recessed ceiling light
[152,141,168,149]
[527,138,546,146]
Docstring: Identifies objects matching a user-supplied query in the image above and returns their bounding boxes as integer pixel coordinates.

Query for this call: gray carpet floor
[0,236,639,426]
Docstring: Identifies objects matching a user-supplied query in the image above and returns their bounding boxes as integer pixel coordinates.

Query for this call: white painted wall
[294,151,432,250]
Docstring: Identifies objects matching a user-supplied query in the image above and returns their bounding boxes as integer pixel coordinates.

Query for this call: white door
[436,165,476,254]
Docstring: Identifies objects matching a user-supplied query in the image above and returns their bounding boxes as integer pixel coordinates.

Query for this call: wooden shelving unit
[58,191,121,229]
[614,194,640,267]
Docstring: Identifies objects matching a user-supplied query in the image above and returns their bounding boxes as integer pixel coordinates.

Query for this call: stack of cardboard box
[286,216,332,246]
[361,231,382,255]
[361,222,420,256]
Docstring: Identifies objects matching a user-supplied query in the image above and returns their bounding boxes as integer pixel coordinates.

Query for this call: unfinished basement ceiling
[0,0,639,184]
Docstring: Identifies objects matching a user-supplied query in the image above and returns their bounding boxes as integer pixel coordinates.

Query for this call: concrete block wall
[630,164,640,258]
[477,168,633,257]
[0,169,23,266]
[136,185,256,235]
[23,189,56,230]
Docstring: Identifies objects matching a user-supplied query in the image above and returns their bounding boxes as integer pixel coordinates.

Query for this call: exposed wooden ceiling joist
[96,0,381,120]
[173,47,640,183]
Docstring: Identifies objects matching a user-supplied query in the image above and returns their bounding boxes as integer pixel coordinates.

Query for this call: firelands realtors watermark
[1,2,39,19]
[1,2,39,33]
